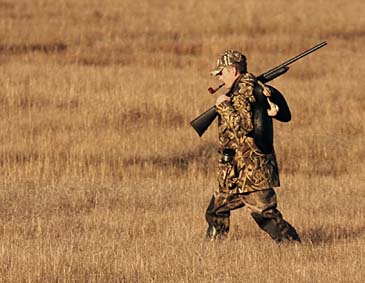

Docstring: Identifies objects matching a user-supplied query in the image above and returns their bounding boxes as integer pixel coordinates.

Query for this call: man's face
[218,66,238,89]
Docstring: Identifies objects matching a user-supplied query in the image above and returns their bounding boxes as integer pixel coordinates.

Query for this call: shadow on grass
[0,42,67,55]
[123,142,216,172]
[302,225,365,245]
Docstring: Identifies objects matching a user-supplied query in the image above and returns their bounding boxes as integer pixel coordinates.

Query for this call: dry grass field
[0,0,364,282]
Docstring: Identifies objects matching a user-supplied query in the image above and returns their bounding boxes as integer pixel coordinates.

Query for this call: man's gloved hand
[258,81,279,117]
[215,94,230,107]
[267,97,279,117]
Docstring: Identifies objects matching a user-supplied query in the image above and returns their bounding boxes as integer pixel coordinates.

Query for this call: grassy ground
[0,0,364,282]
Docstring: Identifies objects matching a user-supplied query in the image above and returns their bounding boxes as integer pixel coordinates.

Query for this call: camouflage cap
[210,50,247,76]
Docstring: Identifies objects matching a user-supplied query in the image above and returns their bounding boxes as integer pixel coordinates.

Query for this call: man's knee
[205,195,230,220]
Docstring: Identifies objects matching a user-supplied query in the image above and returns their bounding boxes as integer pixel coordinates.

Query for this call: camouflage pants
[205,188,301,243]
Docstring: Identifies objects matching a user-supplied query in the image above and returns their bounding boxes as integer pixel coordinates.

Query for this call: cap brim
[210,67,223,76]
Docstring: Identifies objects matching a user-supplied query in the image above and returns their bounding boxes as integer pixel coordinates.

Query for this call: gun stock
[190,106,218,137]
[190,41,327,137]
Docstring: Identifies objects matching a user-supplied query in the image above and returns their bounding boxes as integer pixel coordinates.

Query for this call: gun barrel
[257,66,289,84]
[261,41,327,79]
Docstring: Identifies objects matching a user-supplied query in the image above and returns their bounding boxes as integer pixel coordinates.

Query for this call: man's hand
[258,81,278,116]
[215,94,229,107]
[258,81,271,97]
[267,97,279,117]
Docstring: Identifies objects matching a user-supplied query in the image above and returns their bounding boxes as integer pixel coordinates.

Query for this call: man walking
[205,50,301,243]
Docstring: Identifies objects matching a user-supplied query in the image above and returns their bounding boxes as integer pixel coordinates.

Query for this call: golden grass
[0,0,364,282]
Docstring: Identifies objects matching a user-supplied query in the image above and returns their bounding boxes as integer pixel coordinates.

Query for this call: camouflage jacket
[216,73,280,193]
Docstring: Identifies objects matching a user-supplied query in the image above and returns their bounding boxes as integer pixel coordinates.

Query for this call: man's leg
[205,193,245,240]
[205,194,230,240]
[243,189,301,243]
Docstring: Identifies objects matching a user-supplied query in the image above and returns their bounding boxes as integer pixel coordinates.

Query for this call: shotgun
[190,41,327,137]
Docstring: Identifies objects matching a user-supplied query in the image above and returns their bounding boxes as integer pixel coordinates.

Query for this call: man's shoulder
[238,73,256,86]
[234,73,256,101]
